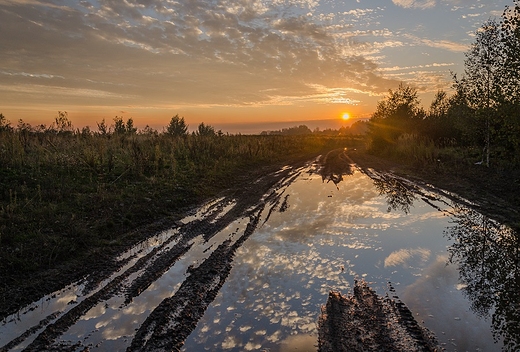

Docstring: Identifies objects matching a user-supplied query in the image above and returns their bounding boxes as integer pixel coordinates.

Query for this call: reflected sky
[183,167,498,351]
[1,163,505,351]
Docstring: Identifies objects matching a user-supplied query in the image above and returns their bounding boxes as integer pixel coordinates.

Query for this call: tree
[372,83,424,122]
[113,116,136,134]
[501,0,520,103]
[368,83,425,153]
[113,116,126,134]
[53,111,73,134]
[196,122,215,136]
[428,90,450,118]
[459,20,505,166]
[97,118,109,135]
[424,90,460,144]
[0,113,12,132]
[125,118,137,134]
[499,0,520,164]
[141,125,158,136]
[166,114,188,136]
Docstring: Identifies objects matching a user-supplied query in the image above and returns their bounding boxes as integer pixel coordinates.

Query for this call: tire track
[2,162,302,351]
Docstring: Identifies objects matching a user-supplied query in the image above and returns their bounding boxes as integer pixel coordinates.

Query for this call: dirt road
[1,160,304,351]
[3,148,513,351]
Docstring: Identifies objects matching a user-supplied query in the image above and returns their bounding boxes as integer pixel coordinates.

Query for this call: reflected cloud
[403,255,497,351]
[384,247,431,267]
[279,334,317,352]
[4,162,507,352]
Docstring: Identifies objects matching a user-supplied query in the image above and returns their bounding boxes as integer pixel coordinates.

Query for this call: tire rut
[3,162,303,351]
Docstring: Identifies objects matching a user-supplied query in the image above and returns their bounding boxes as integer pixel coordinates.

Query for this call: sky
[0,0,510,133]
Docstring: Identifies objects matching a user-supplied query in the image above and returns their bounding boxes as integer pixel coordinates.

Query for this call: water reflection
[446,205,520,351]
[1,157,517,352]
[368,170,417,214]
[183,166,493,351]
[315,148,417,214]
[317,148,353,187]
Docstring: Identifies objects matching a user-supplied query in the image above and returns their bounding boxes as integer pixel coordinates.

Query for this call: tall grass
[0,127,355,275]
[374,133,482,172]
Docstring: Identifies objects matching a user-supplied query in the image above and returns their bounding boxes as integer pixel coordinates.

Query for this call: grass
[0,128,360,278]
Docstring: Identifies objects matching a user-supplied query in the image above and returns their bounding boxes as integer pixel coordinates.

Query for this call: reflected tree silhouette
[318,148,354,188]
[370,172,417,214]
[318,148,417,213]
[446,205,520,351]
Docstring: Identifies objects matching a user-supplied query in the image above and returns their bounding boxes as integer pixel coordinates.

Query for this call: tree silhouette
[446,205,520,351]
[368,83,425,153]
[196,122,215,136]
[457,20,505,167]
[166,114,188,137]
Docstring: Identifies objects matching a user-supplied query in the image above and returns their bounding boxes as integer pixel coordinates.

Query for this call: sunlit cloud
[404,34,469,52]
[379,62,455,71]
[392,0,437,9]
[0,0,508,126]
[384,247,431,267]
[0,84,135,99]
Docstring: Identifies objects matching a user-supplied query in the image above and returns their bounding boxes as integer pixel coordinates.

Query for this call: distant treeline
[368,1,520,169]
[0,113,221,137]
[260,120,368,136]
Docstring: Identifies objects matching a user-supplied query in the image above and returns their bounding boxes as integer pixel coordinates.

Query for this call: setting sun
[342,113,350,120]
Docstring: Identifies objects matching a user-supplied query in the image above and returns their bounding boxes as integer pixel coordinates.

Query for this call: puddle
[1,159,516,351]
[182,166,507,351]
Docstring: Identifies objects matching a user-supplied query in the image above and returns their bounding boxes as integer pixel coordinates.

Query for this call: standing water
[1,155,517,351]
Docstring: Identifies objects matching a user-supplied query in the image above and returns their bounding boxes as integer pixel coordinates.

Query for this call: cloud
[402,34,468,52]
[392,0,437,9]
[379,63,455,72]
[420,39,468,52]
[0,0,401,110]
[384,247,431,267]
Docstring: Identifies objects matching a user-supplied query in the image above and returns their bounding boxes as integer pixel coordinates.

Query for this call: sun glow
[342,112,350,120]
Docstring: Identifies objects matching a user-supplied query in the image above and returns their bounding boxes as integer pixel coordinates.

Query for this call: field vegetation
[0,113,358,280]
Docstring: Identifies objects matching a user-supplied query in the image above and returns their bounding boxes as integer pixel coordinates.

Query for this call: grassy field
[0,128,360,279]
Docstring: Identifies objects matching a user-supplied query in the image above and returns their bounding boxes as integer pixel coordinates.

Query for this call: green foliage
[113,116,126,134]
[166,114,188,136]
[196,122,215,136]
[0,113,12,132]
[0,116,352,277]
[97,118,109,135]
[368,83,425,153]
[261,125,313,135]
[368,4,520,169]
[112,116,137,135]
[53,111,73,134]
[501,0,520,104]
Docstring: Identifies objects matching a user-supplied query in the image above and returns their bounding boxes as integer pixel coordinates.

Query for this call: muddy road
[1,149,515,351]
[0,159,303,351]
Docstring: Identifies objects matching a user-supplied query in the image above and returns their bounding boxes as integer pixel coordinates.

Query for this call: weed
[0,127,357,276]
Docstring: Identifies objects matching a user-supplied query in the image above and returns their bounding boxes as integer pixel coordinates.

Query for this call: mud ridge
[318,280,440,352]
[127,204,265,352]
[2,161,302,351]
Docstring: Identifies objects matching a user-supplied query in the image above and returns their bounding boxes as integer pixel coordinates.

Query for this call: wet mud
[1,161,302,351]
[1,148,517,351]
[318,280,440,352]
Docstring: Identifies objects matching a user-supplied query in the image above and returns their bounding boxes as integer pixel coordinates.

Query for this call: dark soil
[1,147,518,351]
[1,159,306,351]
[0,157,308,322]
[318,281,440,352]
